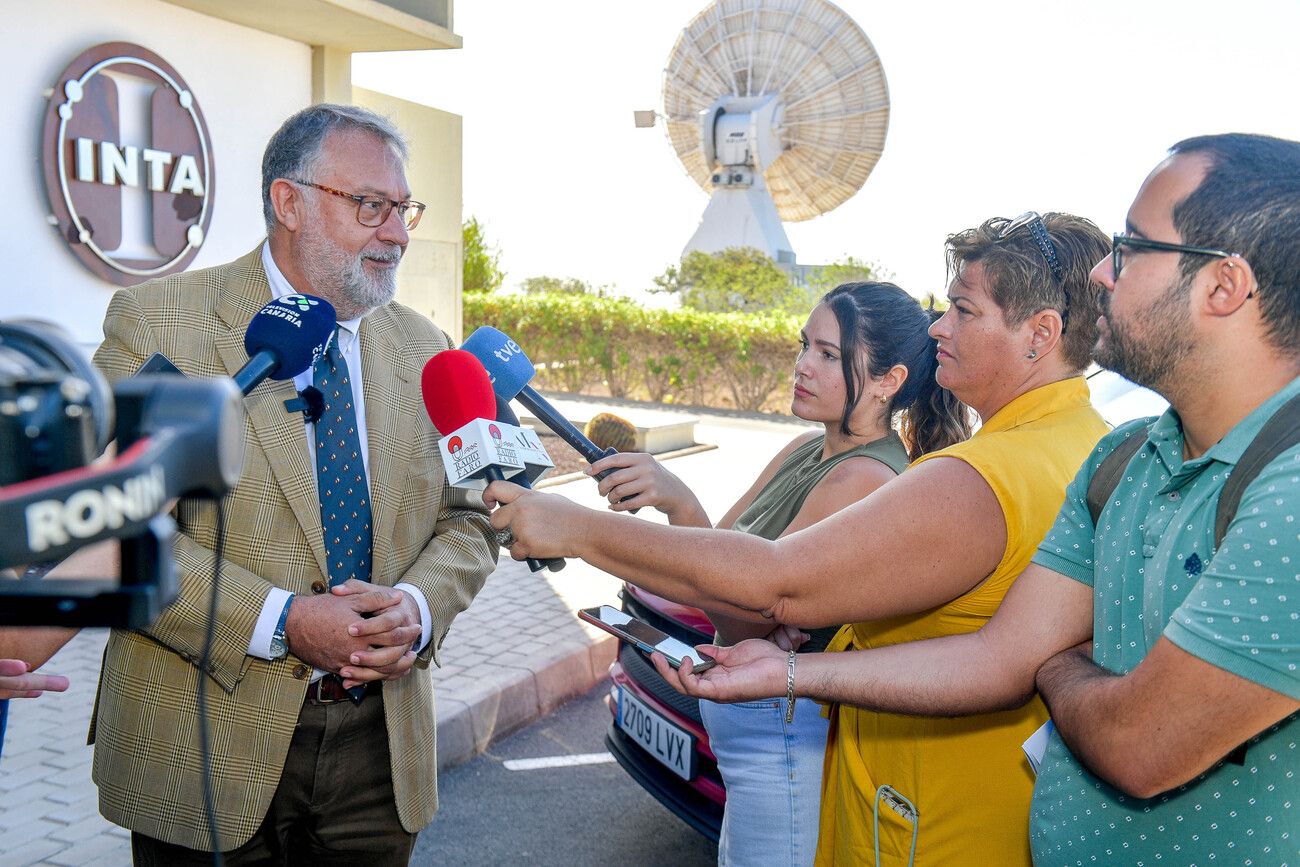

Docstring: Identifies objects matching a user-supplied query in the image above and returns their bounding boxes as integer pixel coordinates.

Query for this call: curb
[435,634,618,771]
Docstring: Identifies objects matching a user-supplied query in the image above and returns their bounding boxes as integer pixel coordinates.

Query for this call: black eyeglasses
[292,180,425,230]
[1001,211,1068,332]
[1110,234,1236,277]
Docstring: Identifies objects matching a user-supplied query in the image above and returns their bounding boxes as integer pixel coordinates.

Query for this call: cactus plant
[584,412,638,453]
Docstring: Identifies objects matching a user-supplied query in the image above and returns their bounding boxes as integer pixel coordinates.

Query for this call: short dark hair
[1169,133,1300,355]
[945,213,1110,371]
[261,104,408,232]
[822,282,971,460]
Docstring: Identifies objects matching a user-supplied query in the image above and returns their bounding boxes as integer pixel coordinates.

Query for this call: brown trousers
[132,692,416,866]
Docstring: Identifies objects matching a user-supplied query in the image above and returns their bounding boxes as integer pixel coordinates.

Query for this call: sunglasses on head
[1001,211,1068,332]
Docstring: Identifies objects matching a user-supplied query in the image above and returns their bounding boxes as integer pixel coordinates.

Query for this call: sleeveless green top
[730,430,910,653]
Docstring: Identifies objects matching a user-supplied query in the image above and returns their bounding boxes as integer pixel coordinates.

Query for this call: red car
[603,584,723,840]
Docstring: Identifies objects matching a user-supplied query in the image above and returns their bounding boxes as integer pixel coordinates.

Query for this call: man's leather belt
[305,677,381,704]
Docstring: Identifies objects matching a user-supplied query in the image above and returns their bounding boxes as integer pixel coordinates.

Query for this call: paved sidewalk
[0,398,808,865]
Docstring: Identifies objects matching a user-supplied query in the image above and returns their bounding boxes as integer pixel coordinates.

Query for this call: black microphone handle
[492,396,565,573]
[482,465,549,573]
[514,386,604,461]
[232,350,280,395]
[512,387,638,512]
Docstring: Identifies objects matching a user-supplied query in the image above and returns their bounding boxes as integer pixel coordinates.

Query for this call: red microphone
[421,349,498,435]
[421,350,561,572]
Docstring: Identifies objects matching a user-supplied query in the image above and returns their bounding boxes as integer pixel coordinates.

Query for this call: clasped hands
[284,579,423,688]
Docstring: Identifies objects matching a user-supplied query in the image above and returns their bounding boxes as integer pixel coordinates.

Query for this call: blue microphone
[460,326,638,511]
[234,294,337,395]
[461,326,609,464]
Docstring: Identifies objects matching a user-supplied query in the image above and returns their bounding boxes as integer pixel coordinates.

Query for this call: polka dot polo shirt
[1029,379,1300,866]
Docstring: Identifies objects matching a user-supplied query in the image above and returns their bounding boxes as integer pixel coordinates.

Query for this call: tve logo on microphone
[492,338,524,365]
[42,41,215,287]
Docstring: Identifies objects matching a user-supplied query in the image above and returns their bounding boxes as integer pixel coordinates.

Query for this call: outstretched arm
[486,455,1005,630]
[654,564,1093,716]
[0,658,69,700]
[0,538,122,689]
[706,452,899,644]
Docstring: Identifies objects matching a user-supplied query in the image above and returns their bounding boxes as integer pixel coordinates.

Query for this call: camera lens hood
[0,320,113,454]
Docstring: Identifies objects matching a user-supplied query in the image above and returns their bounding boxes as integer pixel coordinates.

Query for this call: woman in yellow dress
[487,212,1112,865]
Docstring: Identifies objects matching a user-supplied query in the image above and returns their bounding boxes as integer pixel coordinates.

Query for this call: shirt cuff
[248,587,294,660]
[394,583,433,652]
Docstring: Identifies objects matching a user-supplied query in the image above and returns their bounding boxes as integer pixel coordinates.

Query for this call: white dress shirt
[248,241,433,663]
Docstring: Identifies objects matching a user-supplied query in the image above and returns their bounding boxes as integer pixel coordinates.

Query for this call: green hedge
[463,292,801,411]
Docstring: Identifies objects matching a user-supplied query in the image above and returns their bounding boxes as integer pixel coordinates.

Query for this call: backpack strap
[1214,392,1300,766]
[1214,391,1300,549]
[1086,426,1150,528]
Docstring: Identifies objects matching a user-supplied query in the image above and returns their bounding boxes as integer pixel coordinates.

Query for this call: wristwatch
[270,595,294,660]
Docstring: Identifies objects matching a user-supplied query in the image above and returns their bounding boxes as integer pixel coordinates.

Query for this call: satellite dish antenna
[642,0,890,265]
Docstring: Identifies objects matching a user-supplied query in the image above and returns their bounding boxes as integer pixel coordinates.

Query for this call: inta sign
[42,42,215,286]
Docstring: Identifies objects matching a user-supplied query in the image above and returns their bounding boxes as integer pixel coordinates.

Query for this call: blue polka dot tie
[313,330,373,588]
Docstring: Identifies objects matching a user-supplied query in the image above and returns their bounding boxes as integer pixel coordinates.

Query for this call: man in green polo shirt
[653,132,1300,863]
[1025,134,1300,862]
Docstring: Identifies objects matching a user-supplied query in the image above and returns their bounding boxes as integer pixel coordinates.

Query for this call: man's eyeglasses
[1110,234,1236,278]
[1001,211,1068,331]
[292,180,425,230]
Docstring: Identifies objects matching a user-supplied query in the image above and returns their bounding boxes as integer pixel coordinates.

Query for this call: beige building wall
[354,88,464,342]
[2,0,462,347]
[1,0,313,345]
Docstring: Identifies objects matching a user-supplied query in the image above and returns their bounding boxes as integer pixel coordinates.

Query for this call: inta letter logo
[42,42,215,286]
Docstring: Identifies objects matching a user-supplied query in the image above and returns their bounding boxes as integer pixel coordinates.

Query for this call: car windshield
[1085,366,1168,427]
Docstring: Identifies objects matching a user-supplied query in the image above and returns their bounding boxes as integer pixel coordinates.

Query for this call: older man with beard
[645,133,1300,863]
[90,104,497,865]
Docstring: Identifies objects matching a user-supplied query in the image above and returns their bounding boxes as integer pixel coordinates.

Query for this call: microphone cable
[198,498,226,865]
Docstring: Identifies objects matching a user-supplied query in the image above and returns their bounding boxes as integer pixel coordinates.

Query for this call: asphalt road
[412,681,718,866]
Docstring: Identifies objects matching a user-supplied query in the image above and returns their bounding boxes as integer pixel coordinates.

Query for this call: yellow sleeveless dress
[815,377,1108,866]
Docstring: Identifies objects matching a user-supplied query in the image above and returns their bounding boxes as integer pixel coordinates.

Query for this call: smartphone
[134,352,185,376]
[578,605,716,672]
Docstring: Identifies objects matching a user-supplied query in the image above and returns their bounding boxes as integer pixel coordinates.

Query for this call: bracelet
[785,649,797,724]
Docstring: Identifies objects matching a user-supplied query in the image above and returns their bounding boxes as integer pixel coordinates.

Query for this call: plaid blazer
[88,246,496,850]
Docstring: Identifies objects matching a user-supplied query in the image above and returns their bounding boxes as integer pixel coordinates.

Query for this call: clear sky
[354,0,1300,300]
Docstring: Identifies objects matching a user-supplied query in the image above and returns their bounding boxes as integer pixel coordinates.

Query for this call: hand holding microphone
[585,450,704,521]
[421,350,564,573]
[480,480,591,565]
[459,326,639,511]
[492,395,565,571]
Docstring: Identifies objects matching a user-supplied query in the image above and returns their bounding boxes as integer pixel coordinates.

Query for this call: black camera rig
[0,321,245,627]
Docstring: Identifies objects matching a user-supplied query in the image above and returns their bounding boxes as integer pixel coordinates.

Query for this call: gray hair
[261,103,409,232]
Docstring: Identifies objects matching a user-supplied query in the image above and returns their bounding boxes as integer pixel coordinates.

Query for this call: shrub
[462,216,504,294]
[653,247,804,314]
[462,293,800,411]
